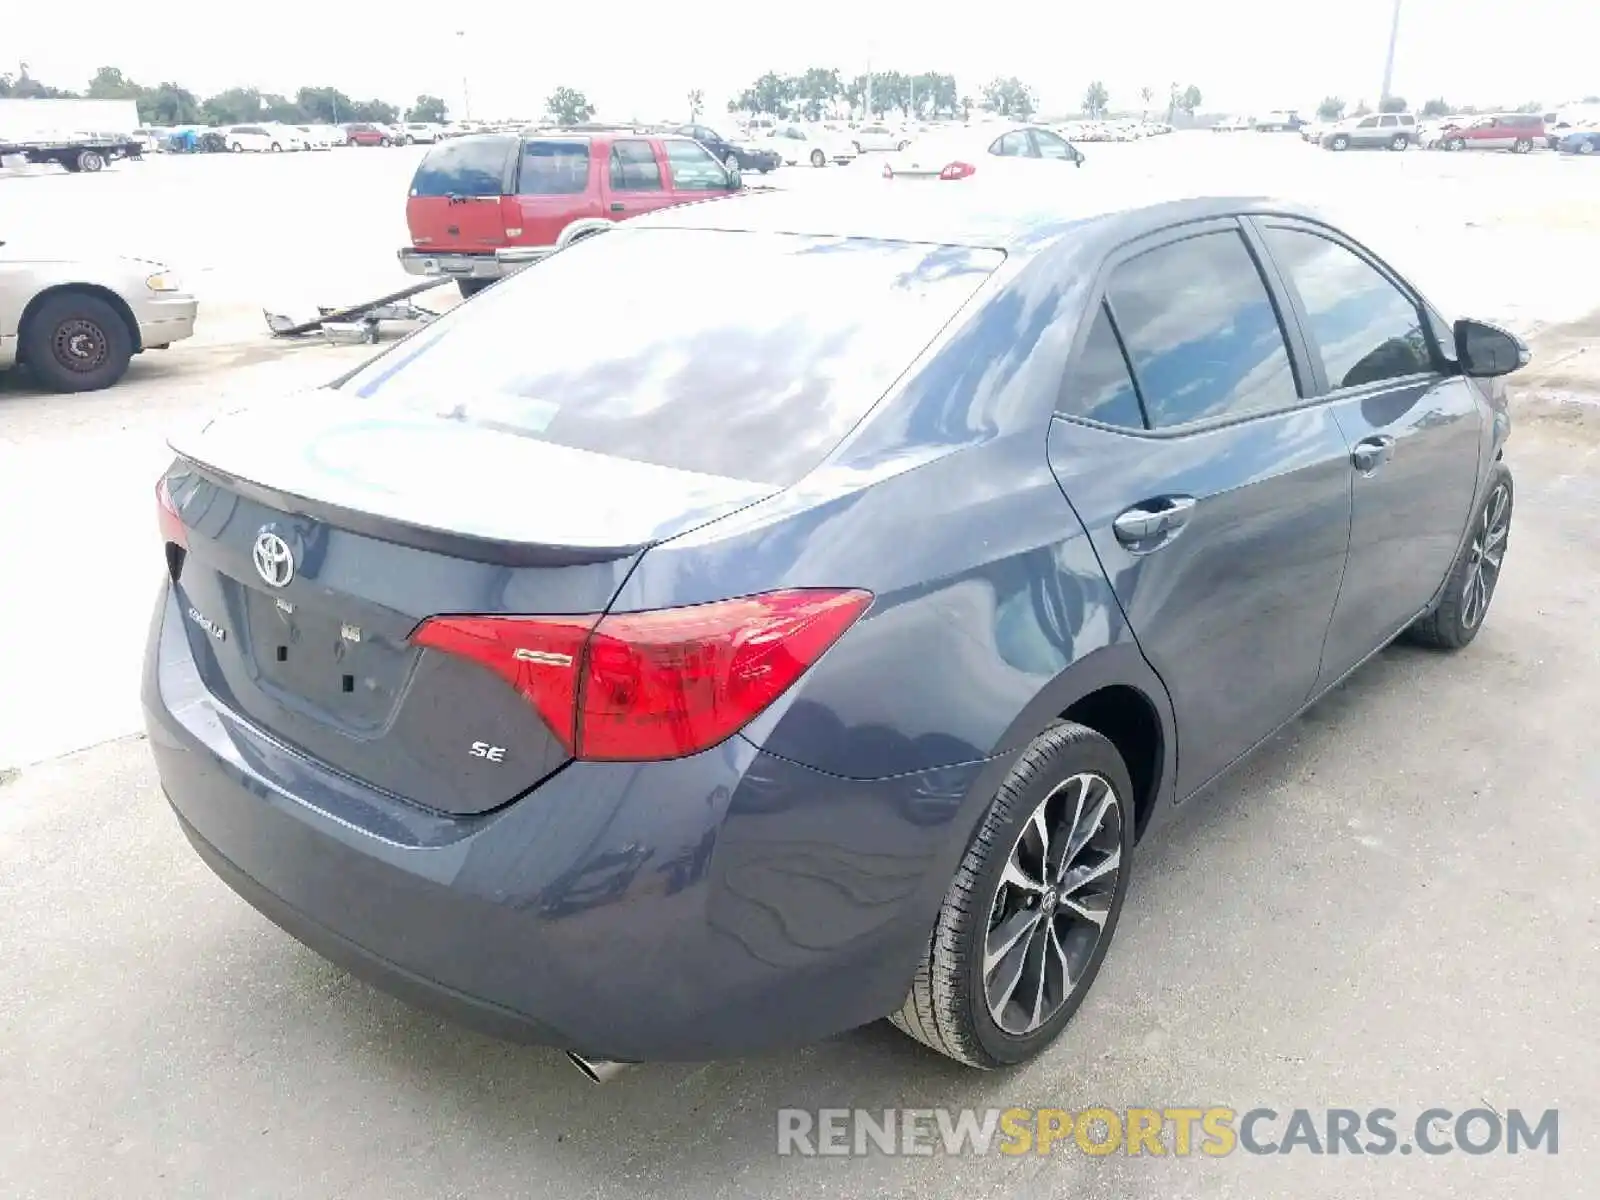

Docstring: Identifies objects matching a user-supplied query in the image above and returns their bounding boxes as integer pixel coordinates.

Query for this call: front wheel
[21,292,134,393]
[77,149,105,172]
[270,142,282,153]
[889,721,1135,1068]
[723,152,740,173]
[230,142,244,153]
[1404,464,1513,650]
[1331,134,1350,151]
[380,137,392,147]
[1512,137,1533,154]
[1445,137,1466,152]
[1579,140,1596,156]
[810,148,826,167]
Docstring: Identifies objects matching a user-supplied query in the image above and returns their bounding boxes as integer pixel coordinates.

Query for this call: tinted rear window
[410,136,514,197]
[338,228,1001,484]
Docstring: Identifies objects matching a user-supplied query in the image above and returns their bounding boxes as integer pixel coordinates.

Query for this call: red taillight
[939,161,977,180]
[410,589,871,762]
[411,614,597,751]
[156,477,187,547]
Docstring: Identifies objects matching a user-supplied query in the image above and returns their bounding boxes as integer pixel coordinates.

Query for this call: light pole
[456,30,472,120]
[1379,0,1403,106]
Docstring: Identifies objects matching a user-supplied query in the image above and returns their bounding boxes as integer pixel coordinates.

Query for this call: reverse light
[411,589,872,762]
[156,477,187,548]
[939,161,977,180]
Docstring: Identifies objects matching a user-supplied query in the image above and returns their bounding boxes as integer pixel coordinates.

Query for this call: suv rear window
[338,229,1001,484]
[409,136,514,197]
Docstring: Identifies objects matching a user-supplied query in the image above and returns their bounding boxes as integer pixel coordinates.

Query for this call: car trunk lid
[163,391,777,815]
[405,134,518,252]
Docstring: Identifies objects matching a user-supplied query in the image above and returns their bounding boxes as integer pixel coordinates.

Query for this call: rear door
[602,137,678,221]
[405,135,517,251]
[504,137,601,248]
[1046,220,1353,799]
[1253,219,1483,686]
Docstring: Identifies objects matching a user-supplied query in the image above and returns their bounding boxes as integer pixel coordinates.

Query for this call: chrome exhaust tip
[566,1051,632,1084]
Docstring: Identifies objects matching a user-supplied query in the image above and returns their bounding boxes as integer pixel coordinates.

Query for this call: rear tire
[1580,141,1596,156]
[723,152,739,172]
[889,721,1135,1068]
[380,137,392,147]
[1404,464,1513,650]
[21,291,134,393]
[1446,136,1465,152]
[456,279,492,299]
[810,149,826,167]
[1512,137,1533,154]
[1389,134,1409,151]
[1331,134,1350,151]
[230,142,244,153]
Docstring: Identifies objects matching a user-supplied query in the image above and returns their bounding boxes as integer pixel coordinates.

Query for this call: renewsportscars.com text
[777,1106,1559,1157]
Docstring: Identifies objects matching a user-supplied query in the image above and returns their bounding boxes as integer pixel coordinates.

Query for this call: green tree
[545,86,595,126]
[1180,84,1203,116]
[1352,99,1372,117]
[202,87,263,125]
[1140,85,1153,116]
[1379,95,1407,113]
[141,82,202,125]
[793,68,840,120]
[347,98,399,123]
[1,68,78,99]
[960,94,974,120]
[1082,80,1109,117]
[1420,97,1450,117]
[911,72,958,117]
[1317,96,1346,121]
[1514,100,1543,113]
[686,88,704,121]
[406,94,449,123]
[262,93,305,122]
[982,77,1036,118]
[296,86,356,124]
[86,66,140,100]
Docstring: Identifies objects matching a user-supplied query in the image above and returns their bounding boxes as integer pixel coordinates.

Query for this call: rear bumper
[397,246,550,281]
[143,583,986,1060]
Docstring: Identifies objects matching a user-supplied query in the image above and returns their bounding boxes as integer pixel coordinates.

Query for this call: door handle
[610,202,625,212]
[1351,435,1396,473]
[1113,496,1197,548]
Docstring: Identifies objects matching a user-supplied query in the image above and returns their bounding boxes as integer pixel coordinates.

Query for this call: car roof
[633,184,1327,259]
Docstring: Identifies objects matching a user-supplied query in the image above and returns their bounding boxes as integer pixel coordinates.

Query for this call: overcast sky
[10,0,1597,121]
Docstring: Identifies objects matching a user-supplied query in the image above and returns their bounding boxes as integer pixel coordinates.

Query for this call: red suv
[399,130,744,296]
[1438,112,1545,153]
[344,123,396,147]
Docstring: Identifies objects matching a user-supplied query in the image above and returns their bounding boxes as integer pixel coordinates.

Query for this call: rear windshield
[409,136,515,197]
[337,228,1001,485]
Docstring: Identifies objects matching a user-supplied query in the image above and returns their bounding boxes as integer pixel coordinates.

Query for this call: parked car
[768,124,856,167]
[882,124,1084,180]
[671,124,780,173]
[131,127,170,152]
[0,241,196,391]
[1213,115,1254,131]
[1557,127,1600,155]
[1418,117,1465,149]
[223,124,305,152]
[343,122,395,147]
[294,124,341,150]
[1255,110,1303,132]
[1436,113,1545,153]
[399,131,743,297]
[1321,112,1417,150]
[853,123,911,152]
[403,122,444,144]
[146,186,1526,1077]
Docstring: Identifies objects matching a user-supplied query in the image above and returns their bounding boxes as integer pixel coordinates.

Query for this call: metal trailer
[0,137,144,172]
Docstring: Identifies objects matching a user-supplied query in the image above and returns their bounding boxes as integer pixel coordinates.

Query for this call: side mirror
[1454,318,1530,379]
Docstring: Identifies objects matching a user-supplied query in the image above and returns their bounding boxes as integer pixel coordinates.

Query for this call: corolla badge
[252,530,295,588]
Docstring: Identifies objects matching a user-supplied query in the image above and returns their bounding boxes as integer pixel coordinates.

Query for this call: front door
[601,138,678,222]
[663,139,737,200]
[1254,220,1484,687]
[1046,221,1353,798]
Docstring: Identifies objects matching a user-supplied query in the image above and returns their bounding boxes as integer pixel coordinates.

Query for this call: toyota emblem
[252,530,295,588]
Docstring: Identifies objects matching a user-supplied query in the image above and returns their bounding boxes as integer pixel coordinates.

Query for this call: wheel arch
[17,283,143,362]
[556,219,614,249]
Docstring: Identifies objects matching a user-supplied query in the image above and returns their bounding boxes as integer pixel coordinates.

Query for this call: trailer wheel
[78,150,106,172]
[21,292,134,393]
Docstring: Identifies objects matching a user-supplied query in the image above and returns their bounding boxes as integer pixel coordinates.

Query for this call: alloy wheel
[983,772,1123,1036]
[1461,482,1510,629]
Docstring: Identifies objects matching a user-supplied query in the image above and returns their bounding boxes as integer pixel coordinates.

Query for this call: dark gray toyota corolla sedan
[145,185,1526,1076]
